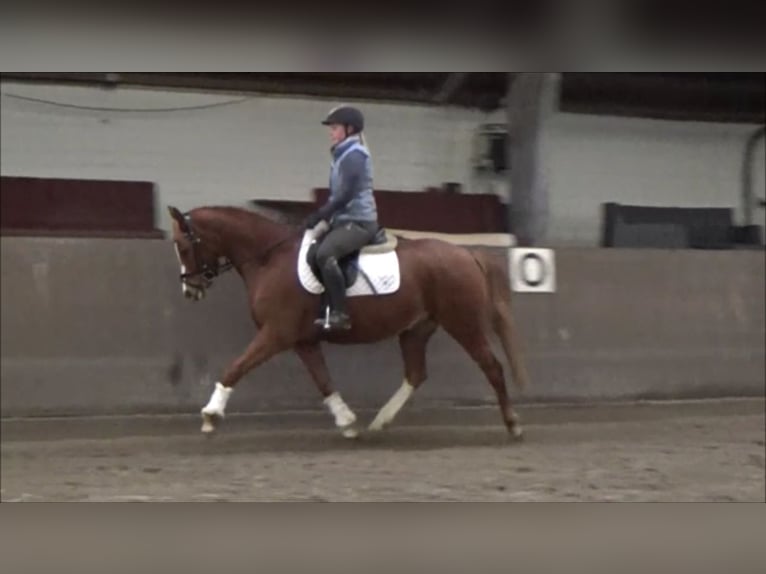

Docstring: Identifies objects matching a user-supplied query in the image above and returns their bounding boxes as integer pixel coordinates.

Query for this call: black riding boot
[315,257,352,331]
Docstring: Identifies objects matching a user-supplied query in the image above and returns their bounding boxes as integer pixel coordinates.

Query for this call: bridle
[177,212,300,289]
[177,213,232,289]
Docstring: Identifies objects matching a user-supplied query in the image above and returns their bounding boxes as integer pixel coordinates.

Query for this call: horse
[168,204,530,439]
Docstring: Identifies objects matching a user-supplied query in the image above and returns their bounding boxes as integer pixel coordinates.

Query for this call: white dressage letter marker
[509,248,556,293]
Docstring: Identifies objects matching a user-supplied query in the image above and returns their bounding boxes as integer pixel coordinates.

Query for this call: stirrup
[315,307,332,330]
[315,307,351,331]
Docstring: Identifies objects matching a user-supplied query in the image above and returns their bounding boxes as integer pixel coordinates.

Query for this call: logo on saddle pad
[297,229,401,297]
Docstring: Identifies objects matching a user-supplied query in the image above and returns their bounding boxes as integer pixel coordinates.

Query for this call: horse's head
[168,206,225,301]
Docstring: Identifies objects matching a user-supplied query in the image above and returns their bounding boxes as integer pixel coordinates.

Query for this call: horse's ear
[167,206,188,232]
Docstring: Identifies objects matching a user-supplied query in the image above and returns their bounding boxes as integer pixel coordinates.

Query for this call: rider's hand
[304,212,323,230]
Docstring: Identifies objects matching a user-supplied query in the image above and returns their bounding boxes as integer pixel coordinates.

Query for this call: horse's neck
[200,209,293,270]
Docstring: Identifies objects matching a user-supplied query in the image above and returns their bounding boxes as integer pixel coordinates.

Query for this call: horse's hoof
[508,425,524,441]
[367,419,387,432]
[341,425,360,439]
[201,413,221,435]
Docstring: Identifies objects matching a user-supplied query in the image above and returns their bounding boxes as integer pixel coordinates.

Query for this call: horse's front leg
[294,342,359,439]
[201,326,285,434]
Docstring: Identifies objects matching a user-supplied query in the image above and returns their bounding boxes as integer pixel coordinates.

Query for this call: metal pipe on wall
[742,125,765,228]
[506,72,561,246]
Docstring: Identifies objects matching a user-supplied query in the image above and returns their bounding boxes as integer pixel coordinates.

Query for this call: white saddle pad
[297,230,401,297]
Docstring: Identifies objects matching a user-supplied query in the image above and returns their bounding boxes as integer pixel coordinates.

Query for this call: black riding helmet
[322,105,364,134]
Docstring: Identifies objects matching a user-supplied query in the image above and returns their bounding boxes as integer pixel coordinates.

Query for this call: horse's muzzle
[183,283,206,301]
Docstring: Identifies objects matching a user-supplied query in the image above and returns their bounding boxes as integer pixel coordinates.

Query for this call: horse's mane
[186,204,301,254]
[191,204,297,229]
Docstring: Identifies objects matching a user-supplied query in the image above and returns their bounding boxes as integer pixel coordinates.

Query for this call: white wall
[0,82,488,233]
[541,112,765,245]
[1,81,762,245]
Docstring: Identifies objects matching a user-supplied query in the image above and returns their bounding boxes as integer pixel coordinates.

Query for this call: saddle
[306,227,398,288]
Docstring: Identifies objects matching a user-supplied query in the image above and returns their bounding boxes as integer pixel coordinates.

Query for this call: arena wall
[2,236,763,417]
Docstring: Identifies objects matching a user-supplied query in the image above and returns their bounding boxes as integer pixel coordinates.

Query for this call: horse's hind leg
[441,320,523,439]
[369,320,437,432]
[294,342,359,439]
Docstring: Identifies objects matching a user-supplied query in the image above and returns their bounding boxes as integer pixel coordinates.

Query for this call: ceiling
[2,72,764,123]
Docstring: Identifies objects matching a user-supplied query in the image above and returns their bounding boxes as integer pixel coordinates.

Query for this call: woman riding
[304,105,379,332]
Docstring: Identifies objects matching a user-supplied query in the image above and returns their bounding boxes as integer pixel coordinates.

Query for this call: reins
[179,212,302,284]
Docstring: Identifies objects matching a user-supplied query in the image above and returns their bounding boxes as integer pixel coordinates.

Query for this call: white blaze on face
[174,242,189,295]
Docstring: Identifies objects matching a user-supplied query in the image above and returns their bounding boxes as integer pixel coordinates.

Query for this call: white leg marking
[202,382,232,417]
[369,380,415,431]
[509,409,524,438]
[324,392,358,438]
[201,382,232,433]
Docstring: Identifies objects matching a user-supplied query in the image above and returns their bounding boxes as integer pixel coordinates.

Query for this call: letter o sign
[509,248,556,293]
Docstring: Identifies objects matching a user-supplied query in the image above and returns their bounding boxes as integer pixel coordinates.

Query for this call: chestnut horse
[168,205,529,439]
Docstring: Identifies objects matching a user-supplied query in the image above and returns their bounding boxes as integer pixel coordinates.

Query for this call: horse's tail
[470,248,530,391]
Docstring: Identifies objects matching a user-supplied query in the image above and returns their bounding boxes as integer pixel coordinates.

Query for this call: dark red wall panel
[1,176,163,238]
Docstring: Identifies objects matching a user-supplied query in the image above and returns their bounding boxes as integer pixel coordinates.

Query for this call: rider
[304,105,379,332]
